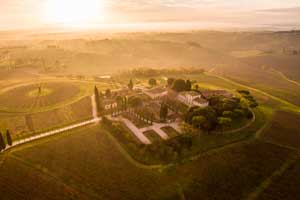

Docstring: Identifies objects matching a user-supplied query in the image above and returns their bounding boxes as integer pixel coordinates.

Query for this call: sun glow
[43,0,104,26]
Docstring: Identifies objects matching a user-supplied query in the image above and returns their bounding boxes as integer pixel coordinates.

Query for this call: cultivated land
[0,30,300,199]
[257,158,300,200]
[0,82,82,113]
[260,111,300,150]
[0,125,297,200]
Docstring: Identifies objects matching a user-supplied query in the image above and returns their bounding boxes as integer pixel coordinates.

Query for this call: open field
[240,54,300,82]
[0,124,296,200]
[260,111,300,150]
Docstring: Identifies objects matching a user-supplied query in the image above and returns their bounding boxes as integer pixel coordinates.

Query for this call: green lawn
[143,130,162,143]
[161,126,180,138]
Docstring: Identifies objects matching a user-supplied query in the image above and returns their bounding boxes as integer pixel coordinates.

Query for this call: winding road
[271,68,300,88]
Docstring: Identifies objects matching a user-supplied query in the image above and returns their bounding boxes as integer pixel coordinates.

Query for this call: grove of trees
[172,79,192,92]
[185,91,257,133]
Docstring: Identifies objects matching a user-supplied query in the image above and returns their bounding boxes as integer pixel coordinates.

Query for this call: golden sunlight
[43,0,104,26]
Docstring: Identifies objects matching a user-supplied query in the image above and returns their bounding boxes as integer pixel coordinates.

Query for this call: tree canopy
[172,79,187,92]
[218,117,232,132]
[105,89,112,97]
[185,106,218,132]
[148,78,157,87]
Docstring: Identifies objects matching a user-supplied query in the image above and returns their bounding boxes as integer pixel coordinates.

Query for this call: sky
[0,0,300,30]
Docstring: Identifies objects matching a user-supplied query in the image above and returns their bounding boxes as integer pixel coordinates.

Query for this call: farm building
[143,87,168,99]
[177,91,208,107]
[103,99,118,110]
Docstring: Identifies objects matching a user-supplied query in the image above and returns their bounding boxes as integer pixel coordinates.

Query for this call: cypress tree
[186,80,192,91]
[124,97,127,111]
[6,130,12,146]
[94,86,104,115]
[160,103,168,121]
[0,131,6,151]
[128,79,134,90]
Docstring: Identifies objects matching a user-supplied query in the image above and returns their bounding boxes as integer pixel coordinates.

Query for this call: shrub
[223,111,233,118]
[237,90,250,95]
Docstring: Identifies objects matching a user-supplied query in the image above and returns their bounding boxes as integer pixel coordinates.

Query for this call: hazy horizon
[1,0,300,31]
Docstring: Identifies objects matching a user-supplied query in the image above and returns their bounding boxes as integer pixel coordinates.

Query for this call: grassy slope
[240,54,300,82]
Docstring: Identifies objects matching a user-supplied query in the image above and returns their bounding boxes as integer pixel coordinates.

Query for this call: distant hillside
[2,39,240,74]
[0,30,299,106]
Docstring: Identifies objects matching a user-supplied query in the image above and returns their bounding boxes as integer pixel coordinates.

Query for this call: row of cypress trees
[0,130,12,151]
